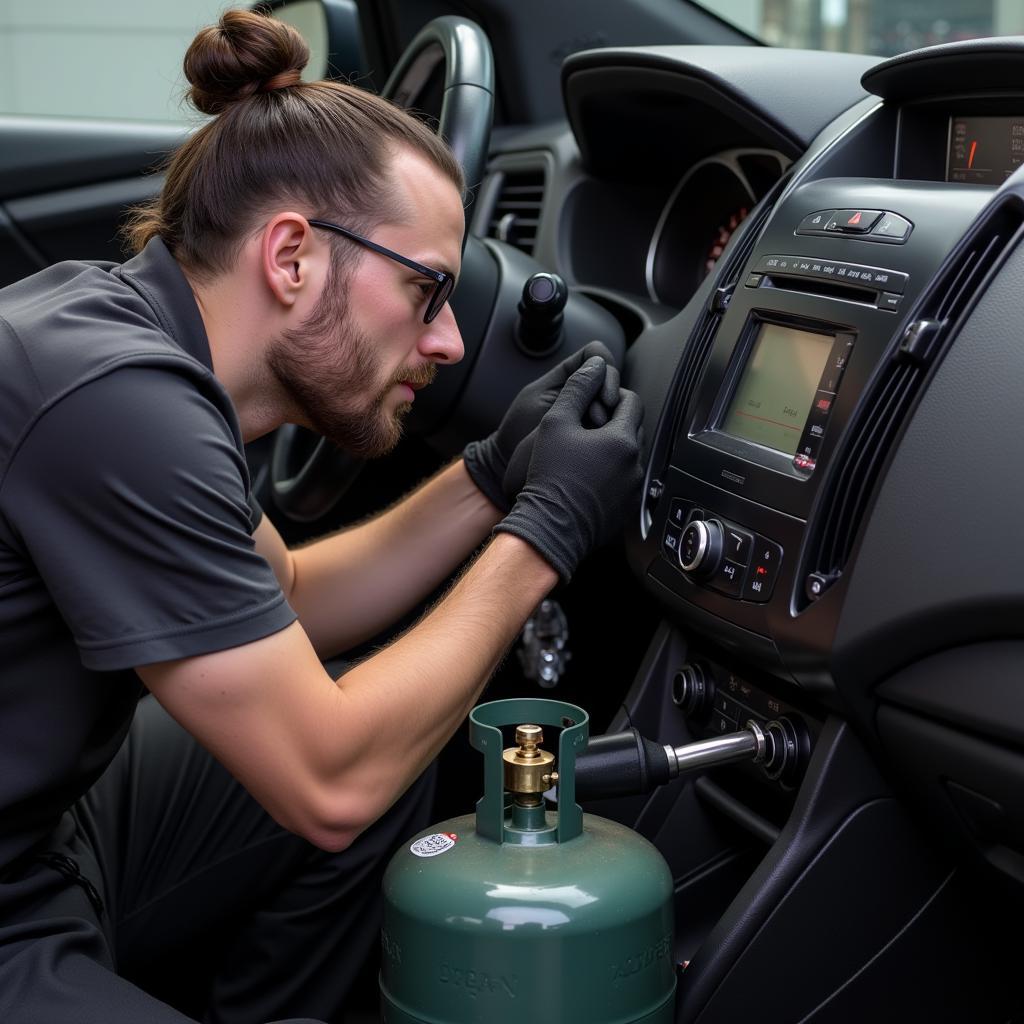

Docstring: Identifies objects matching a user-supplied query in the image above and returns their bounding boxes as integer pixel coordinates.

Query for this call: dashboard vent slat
[824,363,911,571]
[801,199,1024,605]
[486,169,546,255]
[934,233,1003,322]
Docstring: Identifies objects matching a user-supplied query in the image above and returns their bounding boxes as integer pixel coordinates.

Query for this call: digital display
[722,323,834,456]
[947,116,1024,184]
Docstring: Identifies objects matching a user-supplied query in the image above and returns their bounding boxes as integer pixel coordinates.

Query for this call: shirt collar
[116,237,213,371]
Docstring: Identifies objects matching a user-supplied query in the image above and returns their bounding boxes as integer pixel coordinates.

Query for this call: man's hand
[462,340,620,511]
[494,356,644,582]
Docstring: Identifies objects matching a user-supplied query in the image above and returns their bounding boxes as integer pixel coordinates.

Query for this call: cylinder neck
[510,802,549,832]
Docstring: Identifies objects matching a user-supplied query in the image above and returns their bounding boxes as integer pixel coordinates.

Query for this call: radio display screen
[722,323,835,456]
[947,116,1024,184]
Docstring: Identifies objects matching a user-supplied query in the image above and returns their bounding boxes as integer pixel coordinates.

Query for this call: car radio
[714,315,855,475]
[639,178,993,635]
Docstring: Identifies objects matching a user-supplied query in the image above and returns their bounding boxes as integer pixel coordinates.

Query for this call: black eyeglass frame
[308,218,455,324]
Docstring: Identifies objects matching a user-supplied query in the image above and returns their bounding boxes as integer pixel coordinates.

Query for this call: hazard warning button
[825,209,883,234]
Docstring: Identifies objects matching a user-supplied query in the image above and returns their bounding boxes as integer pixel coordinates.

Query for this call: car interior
[3,0,1024,1019]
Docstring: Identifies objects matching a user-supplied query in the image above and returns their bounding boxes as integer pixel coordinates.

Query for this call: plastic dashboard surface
[616,47,1024,693]
[510,38,1024,887]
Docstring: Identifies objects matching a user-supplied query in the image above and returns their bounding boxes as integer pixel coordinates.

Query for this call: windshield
[694,0,1024,56]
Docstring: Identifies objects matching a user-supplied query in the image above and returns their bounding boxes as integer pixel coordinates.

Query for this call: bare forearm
[323,532,557,817]
[140,531,556,851]
[289,459,502,656]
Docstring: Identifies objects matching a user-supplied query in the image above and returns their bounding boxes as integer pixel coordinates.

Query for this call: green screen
[722,323,833,456]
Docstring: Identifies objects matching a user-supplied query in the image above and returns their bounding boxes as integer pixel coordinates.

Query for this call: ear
[259,213,322,308]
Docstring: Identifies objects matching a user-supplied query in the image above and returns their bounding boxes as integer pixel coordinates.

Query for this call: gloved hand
[463,340,620,512]
[494,356,644,582]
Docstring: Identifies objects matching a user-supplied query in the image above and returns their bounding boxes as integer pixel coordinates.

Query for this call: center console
[588,37,1024,1023]
[639,177,991,661]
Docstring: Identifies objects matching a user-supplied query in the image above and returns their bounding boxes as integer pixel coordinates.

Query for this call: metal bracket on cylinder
[470,698,589,844]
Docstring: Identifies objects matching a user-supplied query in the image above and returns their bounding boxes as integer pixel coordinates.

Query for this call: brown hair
[123,8,464,278]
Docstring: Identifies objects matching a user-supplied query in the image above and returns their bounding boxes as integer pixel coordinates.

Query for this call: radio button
[878,291,903,311]
[710,558,746,598]
[871,212,912,242]
[722,525,753,565]
[797,210,835,234]
[811,390,834,414]
[743,539,783,602]
[793,432,821,472]
[710,711,737,736]
[713,691,742,722]
[668,498,690,529]
[805,405,830,443]
[663,524,682,561]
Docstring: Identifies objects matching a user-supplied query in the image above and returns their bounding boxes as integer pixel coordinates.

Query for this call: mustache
[389,363,437,390]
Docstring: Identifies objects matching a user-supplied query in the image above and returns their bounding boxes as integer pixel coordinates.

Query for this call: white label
[410,832,458,857]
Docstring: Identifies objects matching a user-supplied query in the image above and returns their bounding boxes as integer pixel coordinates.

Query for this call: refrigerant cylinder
[380,698,676,1023]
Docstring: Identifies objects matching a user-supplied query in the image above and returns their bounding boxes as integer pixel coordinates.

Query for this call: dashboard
[470,34,1024,1021]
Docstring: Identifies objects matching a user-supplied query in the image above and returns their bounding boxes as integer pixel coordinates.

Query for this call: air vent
[641,175,789,537]
[487,168,545,255]
[801,198,1024,606]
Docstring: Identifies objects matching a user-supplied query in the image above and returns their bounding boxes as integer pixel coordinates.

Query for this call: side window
[695,0,1024,56]
[0,1,226,122]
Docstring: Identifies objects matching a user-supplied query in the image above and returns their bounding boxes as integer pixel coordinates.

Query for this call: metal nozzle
[516,724,544,754]
[663,720,765,777]
[503,723,556,806]
[572,721,771,802]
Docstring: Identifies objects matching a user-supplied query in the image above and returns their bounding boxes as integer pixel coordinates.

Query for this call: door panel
[0,116,186,286]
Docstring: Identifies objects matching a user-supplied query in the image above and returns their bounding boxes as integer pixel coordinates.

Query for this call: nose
[419,301,464,365]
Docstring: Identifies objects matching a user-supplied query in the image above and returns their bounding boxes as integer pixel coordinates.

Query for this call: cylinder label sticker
[410,832,458,857]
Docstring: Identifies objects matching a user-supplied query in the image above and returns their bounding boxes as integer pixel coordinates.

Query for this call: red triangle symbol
[847,211,862,225]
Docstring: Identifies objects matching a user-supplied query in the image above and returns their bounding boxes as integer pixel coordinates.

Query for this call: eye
[415,281,434,299]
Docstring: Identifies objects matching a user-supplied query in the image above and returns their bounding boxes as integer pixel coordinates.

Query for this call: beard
[267,268,436,458]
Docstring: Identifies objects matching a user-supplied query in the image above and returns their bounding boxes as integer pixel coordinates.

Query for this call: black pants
[0,696,435,1024]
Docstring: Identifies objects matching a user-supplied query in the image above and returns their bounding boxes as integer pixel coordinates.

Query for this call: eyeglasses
[308,219,455,324]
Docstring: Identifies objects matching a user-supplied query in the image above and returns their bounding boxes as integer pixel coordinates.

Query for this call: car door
[0,2,229,285]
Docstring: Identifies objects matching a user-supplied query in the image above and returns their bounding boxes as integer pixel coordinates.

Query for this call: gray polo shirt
[0,238,297,871]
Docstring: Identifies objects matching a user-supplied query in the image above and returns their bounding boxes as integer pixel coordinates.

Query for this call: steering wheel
[270,16,495,522]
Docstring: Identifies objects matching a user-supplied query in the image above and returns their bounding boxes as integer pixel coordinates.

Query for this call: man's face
[268,150,465,457]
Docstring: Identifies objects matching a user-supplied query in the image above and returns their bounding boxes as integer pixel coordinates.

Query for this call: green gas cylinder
[380,698,676,1023]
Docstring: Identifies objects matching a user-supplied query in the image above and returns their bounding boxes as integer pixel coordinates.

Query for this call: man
[0,9,643,1023]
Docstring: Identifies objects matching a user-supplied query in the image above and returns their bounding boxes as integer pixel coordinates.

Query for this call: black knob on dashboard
[679,518,724,577]
[672,663,712,717]
[517,272,568,356]
[761,717,805,785]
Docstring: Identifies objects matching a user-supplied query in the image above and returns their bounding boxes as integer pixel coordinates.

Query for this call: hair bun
[184,8,309,115]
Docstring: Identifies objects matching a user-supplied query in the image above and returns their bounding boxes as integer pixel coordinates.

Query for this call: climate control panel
[671,659,817,788]
[663,499,783,602]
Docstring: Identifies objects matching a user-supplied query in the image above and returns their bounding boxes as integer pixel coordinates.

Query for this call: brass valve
[503,724,558,806]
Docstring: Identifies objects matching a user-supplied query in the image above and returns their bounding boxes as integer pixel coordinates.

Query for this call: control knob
[672,662,712,717]
[517,272,568,356]
[760,717,805,785]
[679,518,724,577]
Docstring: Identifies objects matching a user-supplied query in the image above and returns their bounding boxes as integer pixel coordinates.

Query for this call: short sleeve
[2,366,296,669]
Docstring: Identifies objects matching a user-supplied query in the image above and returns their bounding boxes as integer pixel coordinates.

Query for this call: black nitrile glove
[494,356,644,582]
[463,341,620,512]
